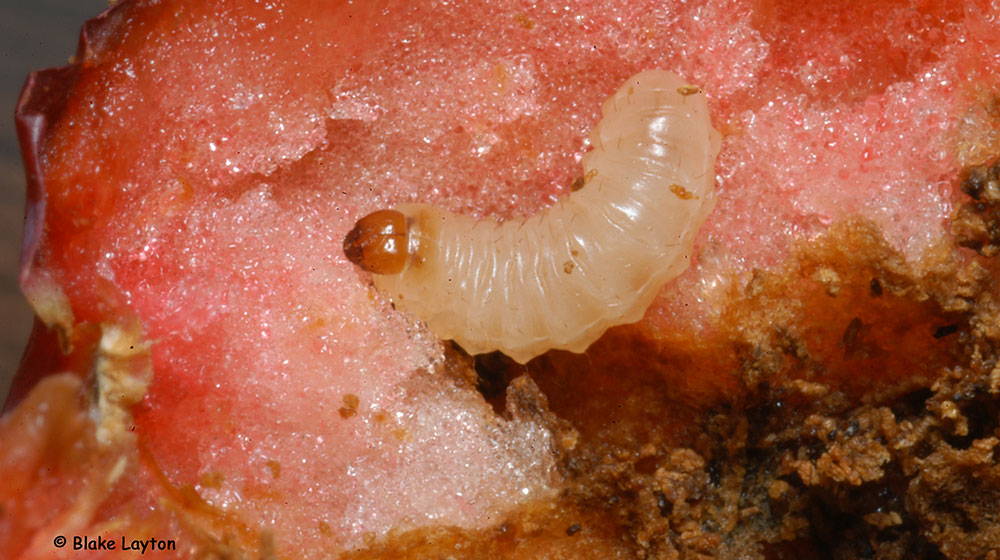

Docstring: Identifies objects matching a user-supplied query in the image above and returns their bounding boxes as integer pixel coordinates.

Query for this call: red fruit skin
[6,0,1000,558]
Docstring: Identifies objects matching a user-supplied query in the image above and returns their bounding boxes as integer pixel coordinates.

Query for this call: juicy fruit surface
[6,0,1000,557]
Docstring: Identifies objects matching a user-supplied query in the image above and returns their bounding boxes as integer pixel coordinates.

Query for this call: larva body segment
[363,70,721,363]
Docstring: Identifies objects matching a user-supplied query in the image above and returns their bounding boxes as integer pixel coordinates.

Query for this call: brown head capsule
[343,209,408,274]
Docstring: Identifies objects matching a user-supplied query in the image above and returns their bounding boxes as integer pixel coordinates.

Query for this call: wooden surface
[1,0,109,404]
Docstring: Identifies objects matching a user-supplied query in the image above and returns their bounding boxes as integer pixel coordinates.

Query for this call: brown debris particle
[961,157,1000,202]
[790,379,829,397]
[953,158,1000,256]
[768,479,792,501]
[266,459,281,479]
[571,169,598,192]
[669,183,696,199]
[677,85,702,96]
[838,316,881,360]
[563,260,575,274]
[339,393,360,419]
[932,324,958,338]
[199,471,226,489]
[863,511,903,529]
[812,266,841,296]
[514,13,535,29]
[869,277,883,296]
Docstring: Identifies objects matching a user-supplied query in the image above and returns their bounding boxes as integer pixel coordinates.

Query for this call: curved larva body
[367,70,721,363]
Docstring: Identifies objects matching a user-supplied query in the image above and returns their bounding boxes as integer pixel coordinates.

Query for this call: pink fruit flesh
[5,0,1000,557]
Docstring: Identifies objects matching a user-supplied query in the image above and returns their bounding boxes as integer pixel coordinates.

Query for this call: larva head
[343,209,408,274]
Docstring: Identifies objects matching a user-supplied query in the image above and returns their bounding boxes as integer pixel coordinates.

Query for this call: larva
[344,70,721,364]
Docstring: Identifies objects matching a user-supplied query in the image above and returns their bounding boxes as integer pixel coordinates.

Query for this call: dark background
[1,0,108,403]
